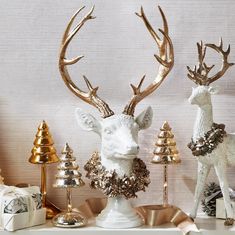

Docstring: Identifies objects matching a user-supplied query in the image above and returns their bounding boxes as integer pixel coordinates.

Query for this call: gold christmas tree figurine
[52,143,86,228]
[152,121,181,207]
[152,121,180,164]
[29,120,60,219]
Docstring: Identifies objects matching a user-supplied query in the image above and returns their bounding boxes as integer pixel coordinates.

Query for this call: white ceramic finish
[75,107,153,177]
[189,85,235,220]
[75,106,152,228]
[96,197,143,228]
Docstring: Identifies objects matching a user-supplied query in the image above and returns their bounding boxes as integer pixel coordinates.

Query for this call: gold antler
[123,6,174,116]
[187,39,234,86]
[59,6,114,118]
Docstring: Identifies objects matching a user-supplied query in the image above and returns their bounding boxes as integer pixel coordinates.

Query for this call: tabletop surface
[1,214,235,234]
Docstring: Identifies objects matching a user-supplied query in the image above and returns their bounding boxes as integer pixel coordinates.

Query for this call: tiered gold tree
[29,120,60,219]
[52,143,86,228]
[0,169,4,184]
[152,121,181,207]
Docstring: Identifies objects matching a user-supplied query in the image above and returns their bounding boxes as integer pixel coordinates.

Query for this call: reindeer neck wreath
[188,123,227,157]
[84,152,150,199]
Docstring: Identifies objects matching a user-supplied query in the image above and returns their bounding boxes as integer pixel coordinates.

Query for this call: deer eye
[104,128,113,135]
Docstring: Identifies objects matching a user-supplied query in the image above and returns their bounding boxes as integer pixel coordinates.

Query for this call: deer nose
[126,145,139,153]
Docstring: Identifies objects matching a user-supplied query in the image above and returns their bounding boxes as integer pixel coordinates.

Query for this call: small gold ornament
[28,120,60,219]
[52,143,87,228]
[152,121,181,207]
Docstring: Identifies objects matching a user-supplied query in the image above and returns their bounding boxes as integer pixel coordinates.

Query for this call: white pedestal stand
[96,196,143,228]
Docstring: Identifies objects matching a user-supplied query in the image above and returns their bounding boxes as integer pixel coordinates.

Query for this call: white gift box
[0,185,46,231]
[216,197,235,219]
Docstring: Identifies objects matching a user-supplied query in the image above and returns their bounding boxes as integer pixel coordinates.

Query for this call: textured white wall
[0,0,235,213]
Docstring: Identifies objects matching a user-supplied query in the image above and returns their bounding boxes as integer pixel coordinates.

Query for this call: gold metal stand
[67,188,72,213]
[41,164,61,219]
[163,165,168,207]
[52,188,87,227]
[41,164,46,207]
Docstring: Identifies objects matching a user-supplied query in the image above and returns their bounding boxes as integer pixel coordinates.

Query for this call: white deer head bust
[58,5,174,177]
[58,5,174,228]
[75,107,152,176]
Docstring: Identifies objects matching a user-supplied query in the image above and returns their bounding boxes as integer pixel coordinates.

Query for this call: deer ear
[208,86,219,95]
[135,106,153,130]
[75,108,101,134]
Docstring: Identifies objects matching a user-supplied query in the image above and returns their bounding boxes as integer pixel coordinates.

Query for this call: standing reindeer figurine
[187,40,235,225]
[58,5,174,228]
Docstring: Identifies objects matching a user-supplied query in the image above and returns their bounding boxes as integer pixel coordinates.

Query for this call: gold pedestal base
[52,211,87,228]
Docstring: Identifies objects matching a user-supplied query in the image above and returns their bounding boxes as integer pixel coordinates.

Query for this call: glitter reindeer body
[187,41,235,226]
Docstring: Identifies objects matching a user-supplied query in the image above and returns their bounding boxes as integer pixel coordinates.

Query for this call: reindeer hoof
[224,218,234,226]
